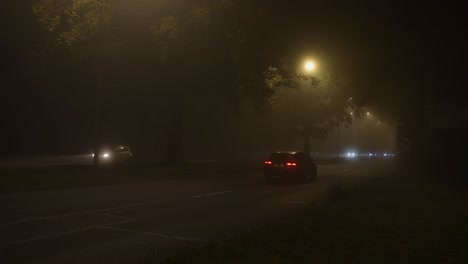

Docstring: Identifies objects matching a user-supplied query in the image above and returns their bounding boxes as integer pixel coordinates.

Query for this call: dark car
[264,151,317,182]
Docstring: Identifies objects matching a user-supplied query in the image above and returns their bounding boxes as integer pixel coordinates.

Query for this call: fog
[2,1,465,165]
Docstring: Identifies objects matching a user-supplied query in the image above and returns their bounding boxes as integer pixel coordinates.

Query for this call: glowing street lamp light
[304,61,316,72]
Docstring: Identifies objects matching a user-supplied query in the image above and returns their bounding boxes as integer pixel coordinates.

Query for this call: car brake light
[286,162,297,166]
[264,161,272,165]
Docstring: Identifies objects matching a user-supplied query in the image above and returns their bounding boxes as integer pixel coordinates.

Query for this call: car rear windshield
[114,146,128,152]
[268,153,291,163]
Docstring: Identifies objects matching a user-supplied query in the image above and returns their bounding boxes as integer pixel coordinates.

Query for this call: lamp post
[336,124,340,158]
[338,98,353,159]
[357,112,372,157]
[93,0,105,167]
[301,60,316,157]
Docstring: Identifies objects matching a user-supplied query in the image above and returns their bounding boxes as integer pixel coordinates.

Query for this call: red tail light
[264,160,272,165]
[286,162,297,166]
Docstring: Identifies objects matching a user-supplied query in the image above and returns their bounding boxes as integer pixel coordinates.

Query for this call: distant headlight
[91,153,95,157]
[103,153,110,158]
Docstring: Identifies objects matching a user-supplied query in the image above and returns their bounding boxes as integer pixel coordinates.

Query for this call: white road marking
[98,226,207,242]
[100,200,176,215]
[173,236,208,242]
[191,190,233,198]
[281,201,307,204]
[98,213,136,221]
[98,226,170,238]
[0,200,167,226]
[3,190,233,226]
[54,200,165,219]
[0,219,133,246]
[0,217,57,227]
[0,191,224,245]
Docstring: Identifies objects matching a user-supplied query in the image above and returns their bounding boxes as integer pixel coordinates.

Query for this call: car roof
[100,144,130,150]
[271,151,303,155]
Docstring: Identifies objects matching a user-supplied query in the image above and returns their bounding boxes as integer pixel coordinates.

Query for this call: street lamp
[304,60,316,72]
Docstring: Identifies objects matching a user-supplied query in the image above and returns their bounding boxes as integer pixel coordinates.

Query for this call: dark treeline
[3,1,467,180]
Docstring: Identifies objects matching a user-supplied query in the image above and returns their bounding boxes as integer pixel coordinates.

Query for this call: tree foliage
[30,0,363,161]
[150,0,285,110]
[270,73,360,153]
[32,0,117,57]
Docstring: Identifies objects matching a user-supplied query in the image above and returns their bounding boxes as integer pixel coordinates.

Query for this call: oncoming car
[92,145,133,164]
[264,151,317,182]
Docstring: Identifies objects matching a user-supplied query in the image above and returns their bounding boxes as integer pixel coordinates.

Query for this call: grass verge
[164,172,468,264]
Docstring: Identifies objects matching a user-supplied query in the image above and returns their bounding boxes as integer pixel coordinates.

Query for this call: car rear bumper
[265,168,299,178]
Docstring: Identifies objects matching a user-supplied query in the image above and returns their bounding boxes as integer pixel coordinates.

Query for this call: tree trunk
[303,128,311,157]
[164,106,184,165]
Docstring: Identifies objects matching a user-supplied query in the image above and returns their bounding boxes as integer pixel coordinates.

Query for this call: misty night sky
[2,1,466,157]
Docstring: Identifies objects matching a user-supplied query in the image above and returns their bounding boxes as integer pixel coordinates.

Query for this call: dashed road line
[191,190,233,198]
[98,226,170,239]
[0,217,57,227]
[98,213,136,221]
[98,226,207,243]
[54,200,165,219]
[281,200,308,204]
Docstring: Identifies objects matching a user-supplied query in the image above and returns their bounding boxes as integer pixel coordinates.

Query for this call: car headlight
[103,153,110,158]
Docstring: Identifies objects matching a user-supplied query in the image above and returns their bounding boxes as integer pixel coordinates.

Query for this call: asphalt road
[0,159,395,264]
[0,155,93,167]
